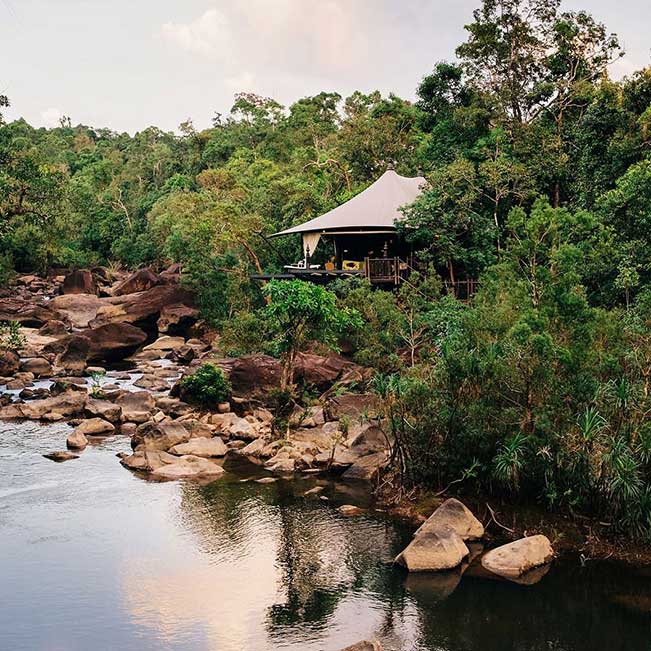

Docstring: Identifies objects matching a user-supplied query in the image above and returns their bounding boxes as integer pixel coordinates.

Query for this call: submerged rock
[337,504,364,516]
[481,535,554,580]
[43,451,79,462]
[340,641,382,651]
[395,525,469,572]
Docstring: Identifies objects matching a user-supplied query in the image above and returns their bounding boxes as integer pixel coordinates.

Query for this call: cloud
[160,8,229,57]
[39,107,62,127]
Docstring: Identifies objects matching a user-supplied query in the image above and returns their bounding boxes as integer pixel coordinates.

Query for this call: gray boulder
[414,498,484,542]
[395,525,469,572]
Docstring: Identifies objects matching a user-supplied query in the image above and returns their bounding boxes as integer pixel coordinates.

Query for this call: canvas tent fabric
[272,170,427,243]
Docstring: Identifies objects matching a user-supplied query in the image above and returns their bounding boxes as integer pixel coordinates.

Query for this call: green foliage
[263,280,362,390]
[0,321,25,352]
[180,363,232,406]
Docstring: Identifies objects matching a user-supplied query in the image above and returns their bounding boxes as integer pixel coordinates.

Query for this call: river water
[1,420,650,651]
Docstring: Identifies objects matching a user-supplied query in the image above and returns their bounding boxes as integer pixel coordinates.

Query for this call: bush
[0,321,25,352]
[180,363,232,406]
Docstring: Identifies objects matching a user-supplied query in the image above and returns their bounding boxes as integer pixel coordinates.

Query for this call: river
[1,419,650,651]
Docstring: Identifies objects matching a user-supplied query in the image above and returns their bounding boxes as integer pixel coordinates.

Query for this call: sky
[1,0,650,134]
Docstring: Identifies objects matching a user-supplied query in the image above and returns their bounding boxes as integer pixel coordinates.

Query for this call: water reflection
[2,420,651,651]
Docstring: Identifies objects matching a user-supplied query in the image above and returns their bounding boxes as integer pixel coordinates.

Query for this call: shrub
[0,321,25,352]
[180,363,232,406]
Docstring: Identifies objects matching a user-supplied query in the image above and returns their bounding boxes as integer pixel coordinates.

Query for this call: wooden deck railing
[364,257,402,284]
[443,279,479,301]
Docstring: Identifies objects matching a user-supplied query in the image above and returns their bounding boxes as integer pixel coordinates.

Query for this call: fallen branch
[486,503,515,534]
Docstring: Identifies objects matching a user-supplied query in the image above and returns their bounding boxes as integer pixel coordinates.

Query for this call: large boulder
[0,298,62,327]
[38,320,68,336]
[168,437,228,457]
[228,355,282,396]
[327,393,378,421]
[341,452,387,481]
[49,294,104,328]
[85,398,122,423]
[414,499,484,542]
[395,525,469,572]
[294,353,359,390]
[89,285,195,330]
[66,429,88,449]
[0,350,20,376]
[120,450,178,472]
[74,417,115,436]
[84,323,147,361]
[131,420,190,452]
[43,335,90,374]
[481,535,553,580]
[0,389,86,420]
[143,336,185,351]
[111,268,162,296]
[20,357,52,377]
[62,269,97,295]
[157,303,199,335]
[116,391,155,423]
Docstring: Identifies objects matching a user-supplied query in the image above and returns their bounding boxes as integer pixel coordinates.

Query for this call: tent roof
[272,169,427,237]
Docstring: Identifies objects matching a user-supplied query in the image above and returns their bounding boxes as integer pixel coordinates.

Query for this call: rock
[0,350,20,376]
[157,303,199,335]
[89,285,195,329]
[131,420,190,452]
[238,438,266,458]
[327,393,378,421]
[340,642,382,651]
[120,422,138,437]
[227,354,282,397]
[337,504,364,516]
[43,334,90,374]
[150,455,225,480]
[19,387,50,400]
[217,402,230,413]
[43,451,79,462]
[265,457,296,474]
[20,357,52,377]
[112,268,162,296]
[133,374,169,391]
[62,269,97,295]
[120,449,177,472]
[66,429,88,449]
[38,319,68,336]
[168,437,228,457]
[255,477,278,484]
[42,411,65,422]
[167,344,197,364]
[414,499,484,542]
[116,391,155,422]
[294,352,359,390]
[49,294,103,329]
[341,452,387,481]
[143,335,185,351]
[0,298,62,327]
[348,424,387,454]
[0,389,86,420]
[84,323,147,362]
[395,525,469,572]
[303,486,324,497]
[85,398,121,423]
[74,417,115,436]
[481,535,553,580]
[211,412,260,440]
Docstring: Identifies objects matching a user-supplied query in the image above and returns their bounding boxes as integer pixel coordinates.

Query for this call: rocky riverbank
[0,267,390,485]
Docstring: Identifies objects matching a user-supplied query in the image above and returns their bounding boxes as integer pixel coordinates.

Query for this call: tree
[263,280,362,391]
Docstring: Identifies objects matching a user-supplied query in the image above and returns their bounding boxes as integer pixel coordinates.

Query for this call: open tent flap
[302,232,321,258]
